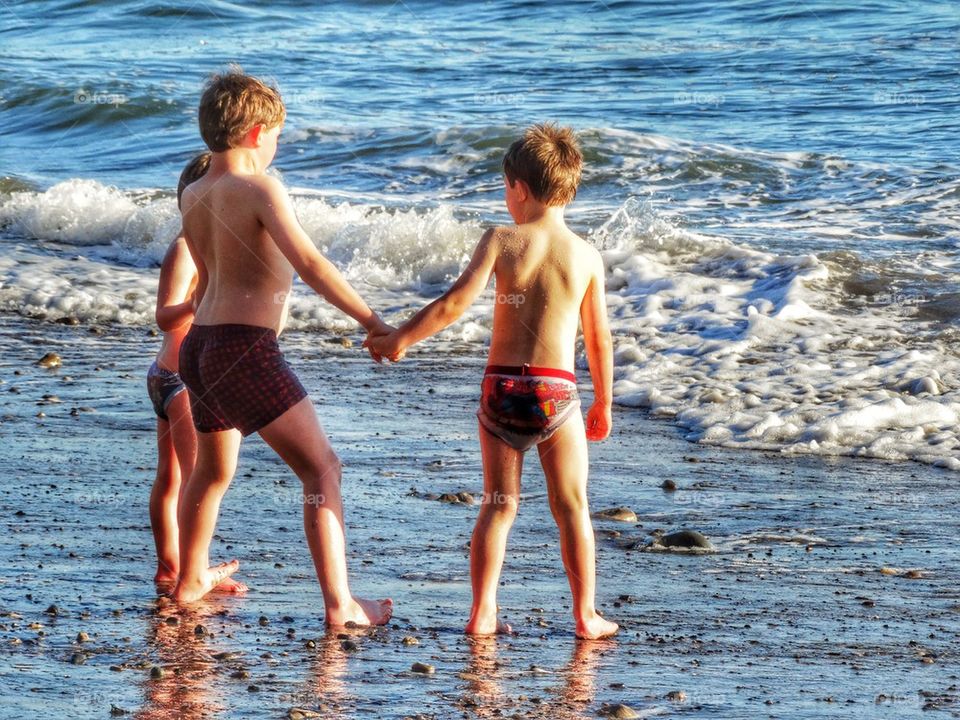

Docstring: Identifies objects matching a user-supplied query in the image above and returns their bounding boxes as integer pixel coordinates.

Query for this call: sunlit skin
[173,119,392,627]
[150,234,245,595]
[367,173,618,639]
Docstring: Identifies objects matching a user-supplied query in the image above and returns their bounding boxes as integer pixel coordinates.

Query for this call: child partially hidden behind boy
[368,124,619,639]
[148,151,244,595]
[172,70,392,626]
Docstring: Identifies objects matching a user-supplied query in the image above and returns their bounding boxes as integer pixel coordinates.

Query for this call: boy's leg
[150,417,180,584]
[465,424,524,635]
[166,393,247,594]
[173,428,244,603]
[166,391,197,505]
[258,398,392,627]
[537,414,618,639]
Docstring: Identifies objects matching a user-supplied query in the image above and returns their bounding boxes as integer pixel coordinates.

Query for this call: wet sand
[0,318,958,719]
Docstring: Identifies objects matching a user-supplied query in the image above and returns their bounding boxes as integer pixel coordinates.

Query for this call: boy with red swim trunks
[147,151,241,594]
[173,69,393,627]
[367,124,618,639]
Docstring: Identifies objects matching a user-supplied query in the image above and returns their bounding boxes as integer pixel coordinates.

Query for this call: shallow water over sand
[1,319,958,719]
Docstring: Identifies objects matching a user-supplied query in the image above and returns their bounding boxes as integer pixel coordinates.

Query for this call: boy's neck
[211,147,266,175]
[515,202,567,227]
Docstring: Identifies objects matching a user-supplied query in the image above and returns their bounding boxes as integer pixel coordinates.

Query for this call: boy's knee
[550,489,587,517]
[301,451,341,490]
[484,490,519,517]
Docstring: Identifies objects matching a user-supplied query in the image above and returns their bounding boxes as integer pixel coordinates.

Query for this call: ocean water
[1,0,959,469]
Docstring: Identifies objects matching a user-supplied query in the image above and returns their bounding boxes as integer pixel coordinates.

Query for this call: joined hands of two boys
[363,321,406,364]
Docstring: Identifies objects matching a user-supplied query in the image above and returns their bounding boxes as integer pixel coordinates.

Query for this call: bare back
[488,223,599,371]
[181,171,293,333]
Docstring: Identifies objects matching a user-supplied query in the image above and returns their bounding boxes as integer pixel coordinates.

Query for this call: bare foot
[154,570,178,586]
[326,597,393,627]
[213,576,248,594]
[575,614,619,640]
[465,611,512,636]
[172,560,241,604]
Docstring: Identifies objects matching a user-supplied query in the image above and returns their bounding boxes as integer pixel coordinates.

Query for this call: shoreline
[0,317,957,719]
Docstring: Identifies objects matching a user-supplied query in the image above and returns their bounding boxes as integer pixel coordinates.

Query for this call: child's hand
[585,401,612,441]
[363,326,405,363]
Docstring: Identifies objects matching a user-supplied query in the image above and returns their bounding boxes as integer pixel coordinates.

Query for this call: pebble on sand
[402,636,420,646]
[76,631,89,643]
[659,529,713,550]
[288,709,321,719]
[666,690,687,702]
[592,507,638,523]
[660,479,678,492]
[36,352,62,368]
[411,662,435,674]
[287,708,320,720]
[597,703,640,719]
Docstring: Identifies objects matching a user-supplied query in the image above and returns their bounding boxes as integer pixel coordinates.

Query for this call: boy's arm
[155,234,197,332]
[580,249,613,441]
[380,228,499,354]
[256,177,386,333]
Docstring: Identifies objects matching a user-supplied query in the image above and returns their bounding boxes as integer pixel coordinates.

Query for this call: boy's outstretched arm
[256,176,389,334]
[580,249,613,441]
[368,228,499,357]
[155,232,198,332]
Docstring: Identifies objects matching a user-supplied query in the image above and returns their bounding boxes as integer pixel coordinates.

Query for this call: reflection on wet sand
[294,632,353,716]
[136,599,229,720]
[460,637,613,719]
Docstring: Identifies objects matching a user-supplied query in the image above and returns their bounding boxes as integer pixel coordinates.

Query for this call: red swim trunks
[477,364,581,452]
[178,324,308,436]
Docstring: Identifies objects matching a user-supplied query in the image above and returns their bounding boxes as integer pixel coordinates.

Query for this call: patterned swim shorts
[146,361,186,421]
[477,364,580,452]
[178,324,308,436]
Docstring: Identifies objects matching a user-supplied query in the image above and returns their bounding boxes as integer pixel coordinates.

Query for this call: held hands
[362,319,406,364]
[585,401,612,442]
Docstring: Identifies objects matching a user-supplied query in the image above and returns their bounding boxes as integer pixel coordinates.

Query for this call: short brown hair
[198,68,285,152]
[502,123,582,206]
[177,152,211,209]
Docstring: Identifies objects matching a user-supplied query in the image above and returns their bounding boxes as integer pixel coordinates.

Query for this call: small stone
[456,491,476,505]
[340,640,358,652]
[76,631,89,643]
[164,616,178,626]
[401,636,419,646]
[45,604,60,616]
[597,703,640,719]
[411,662,435,674]
[666,690,686,702]
[288,709,321,720]
[37,352,62,368]
[304,639,316,649]
[438,493,460,504]
[109,706,128,716]
[592,507,638,523]
[247,684,260,692]
[902,569,924,580]
[150,665,164,679]
[339,337,353,348]
[258,616,269,626]
[194,624,208,636]
[660,479,677,492]
[70,652,86,665]
[230,669,250,680]
[660,530,712,549]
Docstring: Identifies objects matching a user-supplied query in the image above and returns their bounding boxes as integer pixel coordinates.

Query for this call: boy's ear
[513,178,530,202]
[246,123,266,147]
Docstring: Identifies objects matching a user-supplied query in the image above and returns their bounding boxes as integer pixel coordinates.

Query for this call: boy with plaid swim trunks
[173,68,393,627]
[368,124,618,639]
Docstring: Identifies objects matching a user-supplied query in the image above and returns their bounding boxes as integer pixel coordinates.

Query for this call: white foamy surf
[1,179,957,471]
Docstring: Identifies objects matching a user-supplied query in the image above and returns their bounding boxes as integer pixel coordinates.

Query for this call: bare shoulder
[573,233,604,274]
[160,233,192,271]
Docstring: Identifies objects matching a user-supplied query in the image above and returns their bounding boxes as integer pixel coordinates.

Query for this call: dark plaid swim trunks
[178,324,308,436]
